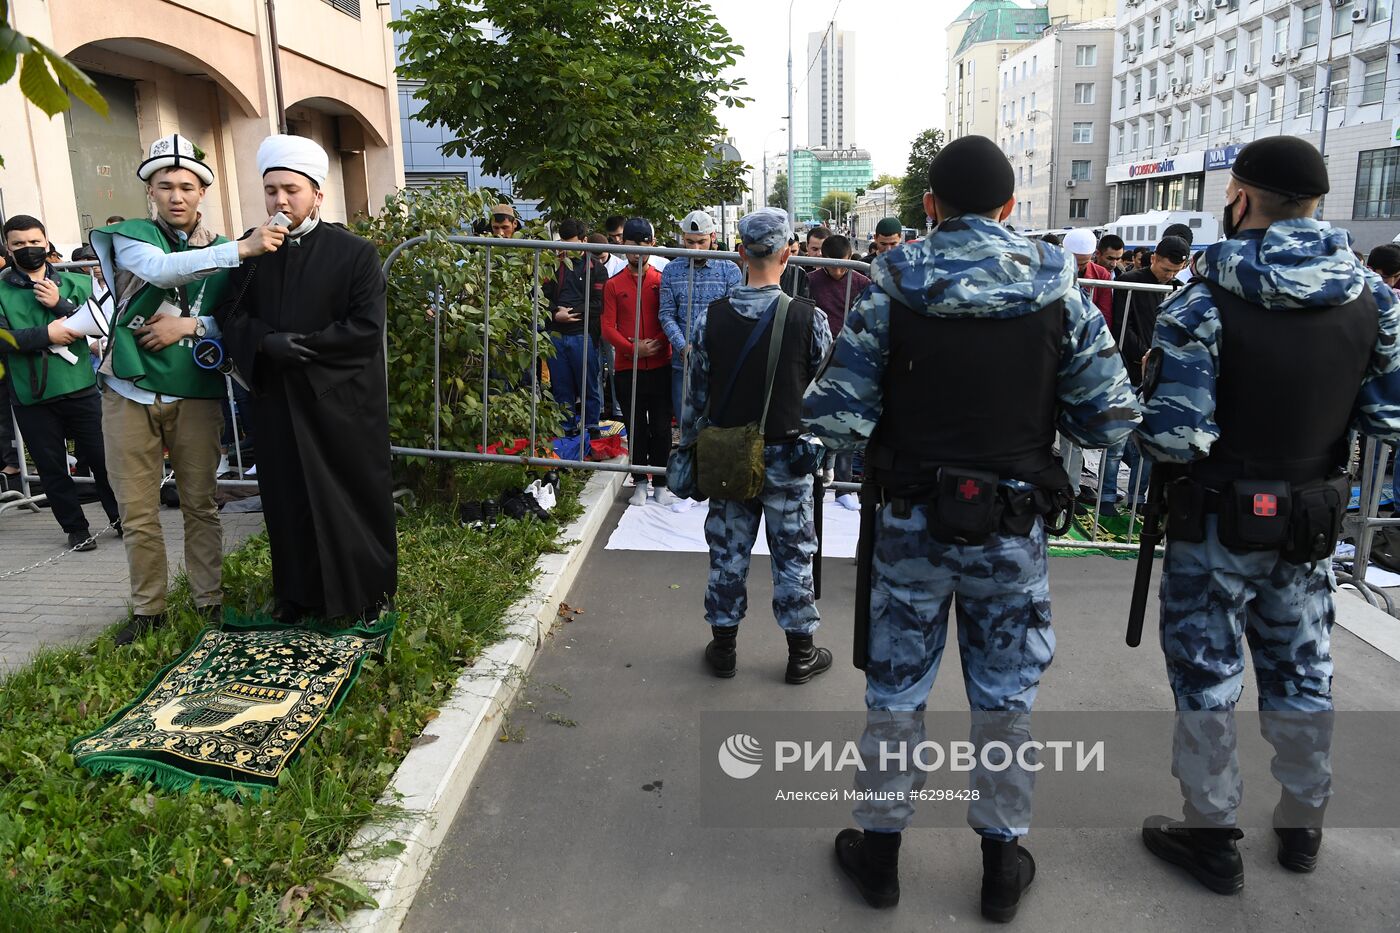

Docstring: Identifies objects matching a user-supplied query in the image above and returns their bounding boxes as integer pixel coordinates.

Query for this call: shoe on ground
[628,480,649,507]
[68,530,97,552]
[1274,796,1325,873]
[1141,815,1243,895]
[458,500,484,530]
[834,829,901,908]
[113,613,167,647]
[653,485,678,507]
[785,631,833,684]
[197,604,223,624]
[835,492,860,511]
[704,625,737,678]
[526,479,556,512]
[981,837,1036,923]
[113,519,124,538]
[480,498,501,529]
[669,496,696,513]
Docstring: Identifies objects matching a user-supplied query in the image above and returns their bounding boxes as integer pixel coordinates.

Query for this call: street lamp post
[762,126,787,210]
[787,0,797,226]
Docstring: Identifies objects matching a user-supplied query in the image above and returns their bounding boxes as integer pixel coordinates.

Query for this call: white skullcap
[1062,228,1098,256]
[257,134,329,188]
[137,133,215,186]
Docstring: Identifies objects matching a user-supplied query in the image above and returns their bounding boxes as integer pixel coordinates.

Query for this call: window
[1072,122,1094,143]
[1136,23,1146,51]
[1028,164,1034,185]
[1220,96,1233,134]
[1183,52,1194,84]
[1329,66,1348,109]
[1297,76,1315,117]
[1146,118,1156,149]
[324,0,361,17]
[1117,126,1125,155]
[1362,57,1385,106]
[1151,17,1161,49]
[1075,82,1096,104]
[1134,72,1144,101]
[1247,30,1260,67]
[1021,62,1028,80]
[1032,55,1038,75]
[1354,148,1400,219]
[1268,86,1283,122]
[1301,3,1321,47]
[1149,68,1159,97]
[1021,96,1027,116]
[1202,47,1214,80]
[1376,0,1394,23]
[1069,199,1089,219]
[1031,92,1037,111]
[1223,36,1237,73]
[1029,129,1036,149]
[1131,122,1140,150]
[1272,16,1288,55]
[1071,160,1091,181]
[1018,165,1024,186]
[1199,104,1211,137]
[1119,80,1128,109]
[1332,1,1354,38]
[1243,90,1256,126]
[1164,112,1174,142]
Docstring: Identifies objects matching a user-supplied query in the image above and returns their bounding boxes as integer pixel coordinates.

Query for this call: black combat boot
[704,626,737,678]
[112,613,167,647]
[1274,793,1326,873]
[981,836,1036,923]
[784,632,833,684]
[834,828,900,908]
[1141,815,1244,894]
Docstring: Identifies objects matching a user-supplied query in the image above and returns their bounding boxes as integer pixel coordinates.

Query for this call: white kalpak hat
[137,133,215,186]
[1062,228,1099,256]
[257,134,329,189]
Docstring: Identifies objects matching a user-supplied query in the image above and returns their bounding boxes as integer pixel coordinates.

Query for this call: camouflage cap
[738,207,792,257]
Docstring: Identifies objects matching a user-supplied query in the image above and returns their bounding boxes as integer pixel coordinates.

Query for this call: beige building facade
[0,0,405,252]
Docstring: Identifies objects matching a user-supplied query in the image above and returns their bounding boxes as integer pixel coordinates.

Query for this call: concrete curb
[318,468,624,932]
[1336,589,1400,663]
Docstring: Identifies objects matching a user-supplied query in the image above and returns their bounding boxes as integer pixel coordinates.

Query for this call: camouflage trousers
[1160,517,1335,826]
[703,447,819,634]
[855,504,1054,840]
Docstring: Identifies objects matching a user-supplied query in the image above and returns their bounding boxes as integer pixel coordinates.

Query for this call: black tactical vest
[1192,278,1379,485]
[866,297,1066,489]
[705,295,816,442]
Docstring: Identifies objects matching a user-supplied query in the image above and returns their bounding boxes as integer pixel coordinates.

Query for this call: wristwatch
[193,319,207,339]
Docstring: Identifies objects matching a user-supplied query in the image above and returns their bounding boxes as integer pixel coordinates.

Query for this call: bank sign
[1106,151,1205,184]
[1205,145,1243,170]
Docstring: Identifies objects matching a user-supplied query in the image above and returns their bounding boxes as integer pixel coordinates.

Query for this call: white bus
[1103,210,1219,250]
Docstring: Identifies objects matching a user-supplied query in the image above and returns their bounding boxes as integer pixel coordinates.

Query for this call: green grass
[0,465,585,932]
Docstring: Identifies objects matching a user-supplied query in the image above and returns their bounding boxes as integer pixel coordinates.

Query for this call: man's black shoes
[113,613,167,646]
[784,632,833,684]
[704,625,737,678]
[834,829,901,908]
[68,530,97,552]
[981,837,1036,922]
[1274,795,1325,873]
[1142,815,1244,895]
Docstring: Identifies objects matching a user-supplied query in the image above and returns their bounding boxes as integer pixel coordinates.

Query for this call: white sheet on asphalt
[604,490,862,558]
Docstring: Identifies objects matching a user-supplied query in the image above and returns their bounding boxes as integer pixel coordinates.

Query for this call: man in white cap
[217,134,396,625]
[90,133,286,645]
[1062,227,1114,328]
[657,208,740,507]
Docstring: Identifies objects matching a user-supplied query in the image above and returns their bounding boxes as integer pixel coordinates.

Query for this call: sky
[703,0,958,195]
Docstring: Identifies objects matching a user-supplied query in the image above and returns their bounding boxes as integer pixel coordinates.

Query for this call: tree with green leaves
[394,0,748,221]
[819,190,855,225]
[0,0,107,167]
[897,128,945,229]
[767,171,788,210]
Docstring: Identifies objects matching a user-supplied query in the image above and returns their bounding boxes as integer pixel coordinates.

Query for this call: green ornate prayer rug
[1048,509,1138,560]
[71,612,396,796]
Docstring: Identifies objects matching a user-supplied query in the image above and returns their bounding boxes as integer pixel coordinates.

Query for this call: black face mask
[11,246,47,272]
[1222,194,1244,241]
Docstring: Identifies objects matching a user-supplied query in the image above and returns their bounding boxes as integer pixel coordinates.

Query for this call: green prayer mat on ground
[1048,509,1140,560]
[71,611,396,796]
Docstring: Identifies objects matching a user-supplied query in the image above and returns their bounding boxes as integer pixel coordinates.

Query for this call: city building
[851,183,901,239]
[806,28,856,150]
[948,1,1116,144]
[1107,0,1400,252]
[998,19,1116,230]
[789,147,873,225]
[0,0,405,250]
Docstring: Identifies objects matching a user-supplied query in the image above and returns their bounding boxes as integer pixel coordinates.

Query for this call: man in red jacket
[1063,228,1114,331]
[601,218,673,507]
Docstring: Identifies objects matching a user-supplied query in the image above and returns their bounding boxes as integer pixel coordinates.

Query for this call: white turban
[1062,228,1098,256]
[257,134,329,189]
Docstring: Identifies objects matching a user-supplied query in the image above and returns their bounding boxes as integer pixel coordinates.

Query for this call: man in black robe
[218,134,396,622]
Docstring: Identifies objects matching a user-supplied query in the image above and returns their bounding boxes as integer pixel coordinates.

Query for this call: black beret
[1155,235,1191,263]
[1231,137,1329,199]
[927,135,1014,214]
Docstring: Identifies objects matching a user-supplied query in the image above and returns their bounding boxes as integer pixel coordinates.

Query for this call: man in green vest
[90,133,285,646]
[0,214,121,549]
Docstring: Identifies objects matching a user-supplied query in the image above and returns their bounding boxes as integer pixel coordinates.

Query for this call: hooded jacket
[802,215,1140,454]
[1137,219,1400,463]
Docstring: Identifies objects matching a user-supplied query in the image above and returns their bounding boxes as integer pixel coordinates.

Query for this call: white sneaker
[836,493,860,511]
[526,479,556,512]
[669,496,696,513]
[653,485,678,507]
[629,480,649,506]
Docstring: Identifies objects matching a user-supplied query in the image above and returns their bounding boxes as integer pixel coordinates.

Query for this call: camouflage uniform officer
[676,208,834,684]
[804,136,1140,921]
[1136,138,1400,893]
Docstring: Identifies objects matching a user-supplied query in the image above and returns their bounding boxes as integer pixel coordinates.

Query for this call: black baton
[1127,466,1172,648]
[853,482,878,670]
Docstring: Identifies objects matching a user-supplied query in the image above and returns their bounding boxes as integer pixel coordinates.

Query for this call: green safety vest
[0,272,97,406]
[90,219,230,399]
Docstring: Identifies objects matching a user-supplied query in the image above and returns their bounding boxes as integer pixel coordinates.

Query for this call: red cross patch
[1252,493,1278,517]
[958,479,983,502]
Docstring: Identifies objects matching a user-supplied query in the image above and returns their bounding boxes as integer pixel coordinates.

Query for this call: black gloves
[260,332,319,365]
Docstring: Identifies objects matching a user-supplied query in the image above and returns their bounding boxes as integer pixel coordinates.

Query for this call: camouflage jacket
[678,283,832,448]
[1138,219,1400,463]
[801,215,1141,453]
